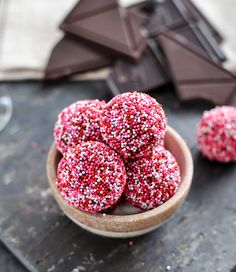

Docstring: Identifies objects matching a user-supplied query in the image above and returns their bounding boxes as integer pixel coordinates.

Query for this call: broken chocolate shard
[176,0,225,61]
[174,24,216,60]
[107,41,169,96]
[126,11,147,47]
[148,39,170,77]
[159,31,236,105]
[143,0,225,62]
[196,22,226,62]
[61,3,147,60]
[145,0,191,37]
[180,0,223,44]
[177,82,236,105]
[181,0,226,62]
[155,23,225,64]
[44,36,112,80]
[127,7,149,27]
[159,32,231,81]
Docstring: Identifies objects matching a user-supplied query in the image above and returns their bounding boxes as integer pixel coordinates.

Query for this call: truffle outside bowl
[47,126,193,238]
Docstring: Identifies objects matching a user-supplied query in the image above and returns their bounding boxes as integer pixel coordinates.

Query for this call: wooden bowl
[47,126,193,238]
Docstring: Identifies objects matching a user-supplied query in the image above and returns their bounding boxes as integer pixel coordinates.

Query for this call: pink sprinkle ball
[197,106,236,163]
[54,100,105,154]
[124,146,181,210]
[56,141,126,213]
[99,92,167,160]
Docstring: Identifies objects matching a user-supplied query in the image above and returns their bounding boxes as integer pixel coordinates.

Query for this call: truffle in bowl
[47,126,193,238]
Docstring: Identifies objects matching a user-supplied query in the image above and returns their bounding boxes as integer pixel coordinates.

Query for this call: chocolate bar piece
[144,0,223,43]
[44,36,112,79]
[176,0,225,61]
[159,31,236,105]
[180,0,223,44]
[156,23,224,63]
[144,0,226,63]
[196,22,226,62]
[62,0,149,29]
[107,40,169,96]
[145,0,191,37]
[61,0,147,60]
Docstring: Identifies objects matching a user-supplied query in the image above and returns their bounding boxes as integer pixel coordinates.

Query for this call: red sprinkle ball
[56,141,126,213]
[54,100,105,154]
[197,106,236,163]
[100,92,167,159]
[124,146,181,210]
[54,93,181,213]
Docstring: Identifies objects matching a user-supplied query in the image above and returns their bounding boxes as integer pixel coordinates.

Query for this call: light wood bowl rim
[47,126,193,232]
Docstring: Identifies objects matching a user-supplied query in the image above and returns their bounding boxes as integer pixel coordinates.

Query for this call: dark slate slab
[0,82,235,272]
[0,242,27,272]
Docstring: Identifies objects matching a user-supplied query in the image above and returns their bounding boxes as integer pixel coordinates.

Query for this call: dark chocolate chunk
[196,22,226,62]
[145,0,191,37]
[61,1,147,60]
[175,24,211,58]
[180,0,226,62]
[159,31,236,105]
[156,23,225,63]
[63,0,148,29]
[127,8,149,27]
[144,0,225,62]
[44,36,112,79]
[172,0,226,62]
[107,40,169,95]
[180,0,223,44]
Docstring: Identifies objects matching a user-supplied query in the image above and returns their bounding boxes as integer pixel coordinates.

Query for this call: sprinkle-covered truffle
[197,106,236,163]
[100,92,167,159]
[54,100,105,154]
[57,141,126,212]
[124,146,181,210]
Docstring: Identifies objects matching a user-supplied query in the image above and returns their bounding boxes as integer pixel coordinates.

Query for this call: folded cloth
[0,0,142,80]
[0,0,235,81]
[0,0,77,80]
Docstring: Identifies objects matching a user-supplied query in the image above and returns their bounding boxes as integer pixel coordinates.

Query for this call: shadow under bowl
[47,126,193,238]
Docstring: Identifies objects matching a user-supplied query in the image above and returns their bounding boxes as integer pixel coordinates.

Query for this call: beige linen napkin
[0,0,77,80]
[0,0,235,81]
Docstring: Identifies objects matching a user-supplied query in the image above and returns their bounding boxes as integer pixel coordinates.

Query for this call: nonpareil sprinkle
[54,100,105,154]
[197,106,236,163]
[100,92,167,160]
[57,141,126,212]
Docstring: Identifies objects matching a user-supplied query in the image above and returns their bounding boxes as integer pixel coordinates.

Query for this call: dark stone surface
[0,242,27,272]
[0,82,235,272]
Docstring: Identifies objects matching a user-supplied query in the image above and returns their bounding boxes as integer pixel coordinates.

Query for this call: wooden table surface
[0,81,235,272]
